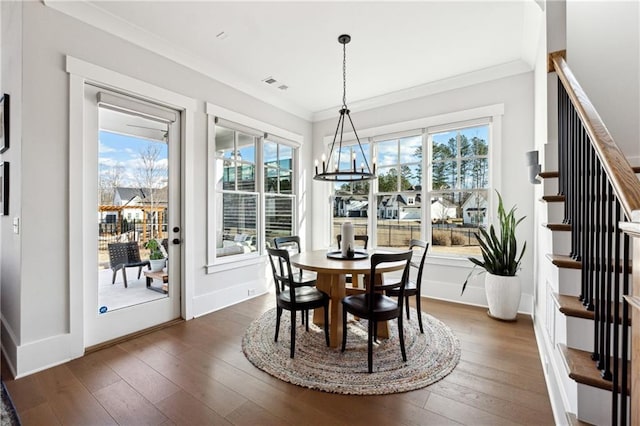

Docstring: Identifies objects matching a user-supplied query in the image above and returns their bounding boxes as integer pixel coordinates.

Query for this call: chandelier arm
[337,111,347,171]
[326,111,345,173]
[345,111,373,172]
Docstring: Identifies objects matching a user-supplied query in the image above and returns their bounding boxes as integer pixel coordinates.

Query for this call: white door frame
[67,56,197,354]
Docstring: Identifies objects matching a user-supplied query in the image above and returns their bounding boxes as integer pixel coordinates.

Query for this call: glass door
[84,85,181,346]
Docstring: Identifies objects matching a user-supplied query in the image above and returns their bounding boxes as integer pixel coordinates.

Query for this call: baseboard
[424,279,533,314]
[0,318,18,379]
[11,332,83,379]
[533,317,571,425]
[192,278,268,318]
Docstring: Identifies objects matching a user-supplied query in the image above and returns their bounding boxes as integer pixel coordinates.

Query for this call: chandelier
[314,34,376,182]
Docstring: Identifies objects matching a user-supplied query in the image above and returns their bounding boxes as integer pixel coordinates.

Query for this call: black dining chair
[273,236,317,285]
[336,234,369,285]
[341,250,413,373]
[266,247,330,358]
[386,239,429,333]
[336,234,369,250]
[274,236,318,326]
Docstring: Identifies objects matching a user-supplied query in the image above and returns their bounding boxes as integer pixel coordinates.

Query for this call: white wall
[0,0,24,373]
[2,2,313,376]
[566,0,640,162]
[311,72,536,311]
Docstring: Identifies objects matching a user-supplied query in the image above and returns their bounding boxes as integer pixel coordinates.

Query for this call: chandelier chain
[342,41,347,108]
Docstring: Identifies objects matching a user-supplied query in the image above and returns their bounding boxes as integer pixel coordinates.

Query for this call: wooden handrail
[549,51,640,222]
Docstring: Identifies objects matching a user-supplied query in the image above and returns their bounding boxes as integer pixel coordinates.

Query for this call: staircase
[535,52,639,425]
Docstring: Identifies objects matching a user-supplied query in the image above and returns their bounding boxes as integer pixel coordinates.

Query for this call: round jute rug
[242,308,461,395]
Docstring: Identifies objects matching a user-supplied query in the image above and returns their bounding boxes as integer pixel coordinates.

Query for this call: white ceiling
[46,1,543,121]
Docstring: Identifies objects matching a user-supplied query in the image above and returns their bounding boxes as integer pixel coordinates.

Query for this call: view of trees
[431,130,489,218]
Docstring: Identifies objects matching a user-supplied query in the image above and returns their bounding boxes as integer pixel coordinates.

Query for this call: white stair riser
[551,231,571,256]
[543,177,559,195]
[577,384,629,425]
[566,315,631,358]
[546,202,565,223]
[548,266,582,296]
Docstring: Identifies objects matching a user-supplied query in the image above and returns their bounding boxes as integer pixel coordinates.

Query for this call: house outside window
[375,134,422,247]
[331,143,371,245]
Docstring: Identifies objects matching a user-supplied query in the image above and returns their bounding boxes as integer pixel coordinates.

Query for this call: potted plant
[145,239,166,272]
[462,191,526,321]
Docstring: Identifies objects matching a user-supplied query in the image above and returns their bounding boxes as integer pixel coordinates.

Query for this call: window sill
[425,253,476,268]
[206,252,265,273]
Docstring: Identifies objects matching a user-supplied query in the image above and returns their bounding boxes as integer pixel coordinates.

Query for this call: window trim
[205,102,302,272]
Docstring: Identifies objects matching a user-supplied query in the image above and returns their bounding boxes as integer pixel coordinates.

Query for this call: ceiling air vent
[263,77,277,85]
[278,85,289,91]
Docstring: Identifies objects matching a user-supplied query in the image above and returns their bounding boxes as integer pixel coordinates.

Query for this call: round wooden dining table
[289,249,407,347]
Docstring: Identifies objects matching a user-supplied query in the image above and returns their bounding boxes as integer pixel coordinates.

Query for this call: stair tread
[543,166,640,176]
[553,293,632,323]
[546,253,632,272]
[559,344,630,393]
[544,223,571,231]
[541,194,565,203]
[546,253,581,269]
[554,293,594,320]
[539,170,559,179]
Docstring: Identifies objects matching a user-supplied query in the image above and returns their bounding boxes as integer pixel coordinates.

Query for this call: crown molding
[312,60,532,122]
[44,1,533,124]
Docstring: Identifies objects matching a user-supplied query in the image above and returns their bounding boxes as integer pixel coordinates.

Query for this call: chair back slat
[368,251,413,310]
[409,239,429,288]
[266,247,297,301]
[337,234,369,250]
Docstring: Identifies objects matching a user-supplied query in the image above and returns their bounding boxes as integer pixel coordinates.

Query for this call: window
[428,124,489,256]
[207,105,301,265]
[214,126,259,258]
[326,107,498,258]
[375,135,422,248]
[264,140,295,242]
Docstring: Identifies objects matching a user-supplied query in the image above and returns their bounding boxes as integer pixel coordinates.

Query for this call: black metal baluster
[597,168,607,370]
[611,200,621,425]
[592,161,601,361]
[580,132,590,304]
[620,233,630,426]
[560,82,569,223]
[601,181,613,380]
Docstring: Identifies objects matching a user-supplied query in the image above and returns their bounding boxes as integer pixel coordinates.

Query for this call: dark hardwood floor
[2,295,554,425]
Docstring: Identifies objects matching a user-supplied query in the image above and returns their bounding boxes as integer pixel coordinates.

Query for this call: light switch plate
[12,216,19,234]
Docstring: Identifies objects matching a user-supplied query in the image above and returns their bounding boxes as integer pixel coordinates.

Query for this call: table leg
[314,272,346,348]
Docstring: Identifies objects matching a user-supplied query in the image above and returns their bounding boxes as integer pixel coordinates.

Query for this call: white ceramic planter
[149,258,166,272]
[485,273,521,321]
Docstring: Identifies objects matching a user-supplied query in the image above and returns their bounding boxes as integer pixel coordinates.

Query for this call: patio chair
[108,242,151,288]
